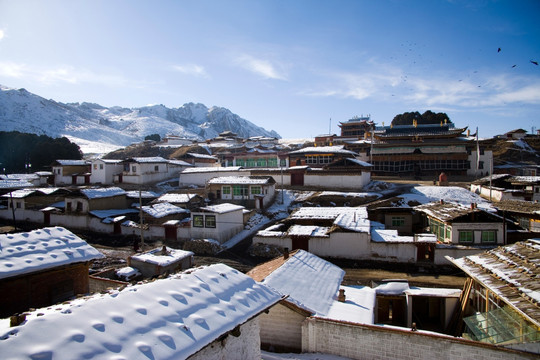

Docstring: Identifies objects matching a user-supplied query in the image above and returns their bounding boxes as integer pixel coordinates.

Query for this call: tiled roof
[449,240,540,327]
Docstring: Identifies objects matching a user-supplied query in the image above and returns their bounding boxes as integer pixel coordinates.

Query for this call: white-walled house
[415,201,505,246]
[51,160,91,186]
[190,203,245,244]
[116,157,191,185]
[90,159,123,185]
[0,264,282,360]
[207,176,276,209]
[178,166,250,187]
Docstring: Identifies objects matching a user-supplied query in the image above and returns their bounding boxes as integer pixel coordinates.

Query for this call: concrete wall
[302,317,536,360]
[371,242,417,263]
[259,303,307,352]
[190,210,244,243]
[189,317,262,360]
[179,169,251,187]
[307,232,371,259]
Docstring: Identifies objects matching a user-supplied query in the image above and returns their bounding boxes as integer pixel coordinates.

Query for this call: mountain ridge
[0,85,280,152]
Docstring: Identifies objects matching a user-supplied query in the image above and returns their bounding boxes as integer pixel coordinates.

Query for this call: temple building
[345,120,492,178]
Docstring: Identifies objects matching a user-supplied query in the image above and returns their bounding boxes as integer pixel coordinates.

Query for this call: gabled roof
[0,227,104,280]
[289,207,370,232]
[0,264,281,360]
[247,250,345,316]
[447,240,540,328]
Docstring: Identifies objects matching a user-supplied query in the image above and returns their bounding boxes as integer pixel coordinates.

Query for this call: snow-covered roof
[371,229,414,243]
[181,166,246,174]
[0,264,281,360]
[375,281,410,295]
[141,202,189,218]
[92,159,123,164]
[414,201,498,222]
[290,207,370,233]
[168,159,192,167]
[0,227,104,280]
[1,188,38,198]
[254,250,345,315]
[197,203,245,214]
[79,187,126,199]
[344,158,373,167]
[448,240,540,327]
[156,193,199,204]
[89,209,139,219]
[186,152,218,159]
[322,285,376,325]
[287,225,330,237]
[125,190,159,199]
[207,176,275,185]
[130,246,193,266]
[0,179,35,189]
[127,156,169,163]
[53,159,89,166]
[404,186,494,212]
[289,145,358,156]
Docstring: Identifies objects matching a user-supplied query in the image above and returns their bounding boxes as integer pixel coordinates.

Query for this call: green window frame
[193,215,204,228]
[445,226,451,241]
[481,230,496,244]
[222,186,231,195]
[251,186,262,195]
[236,158,245,167]
[246,158,256,167]
[233,185,248,196]
[391,216,405,227]
[205,215,216,228]
[459,230,474,244]
[256,158,267,167]
[268,158,278,167]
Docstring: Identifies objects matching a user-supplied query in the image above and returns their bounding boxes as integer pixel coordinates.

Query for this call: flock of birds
[497,47,538,67]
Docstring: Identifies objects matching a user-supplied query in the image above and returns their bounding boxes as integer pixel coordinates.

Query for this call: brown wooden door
[291,235,309,251]
[291,172,304,186]
[165,225,177,241]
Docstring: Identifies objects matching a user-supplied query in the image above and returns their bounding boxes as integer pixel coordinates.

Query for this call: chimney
[338,289,346,302]
[440,199,444,204]
[283,248,289,259]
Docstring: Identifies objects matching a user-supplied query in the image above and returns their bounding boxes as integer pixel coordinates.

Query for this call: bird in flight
[531,60,539,66]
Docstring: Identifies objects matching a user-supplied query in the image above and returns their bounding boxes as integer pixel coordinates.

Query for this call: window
[459,231,474,244]
[154,165,159,172]
[445,226,451,241]
[93,164,98,170]
[268,158,278,167]
[132,165,137,173]
[222,186,231,195]
[478,161,484,169]
[246,158,256,167]
[280,159,287,167]
[99,164,104,170]
[236,158,245,167]
[481,230,497,243]
[256,158,267,167]
[251,186,262,195]
[306,156,317,164]
[205,215,216,228]
[391,216,405,227]
[233,185,248,197]
[193,215,204,227]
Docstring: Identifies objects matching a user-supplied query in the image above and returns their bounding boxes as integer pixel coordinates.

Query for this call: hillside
[0,85,280,153]
[485,137,540,166]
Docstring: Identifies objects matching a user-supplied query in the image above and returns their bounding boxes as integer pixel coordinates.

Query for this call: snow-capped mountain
[0,85,280,151]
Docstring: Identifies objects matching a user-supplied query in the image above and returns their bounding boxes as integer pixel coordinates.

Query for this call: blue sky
[0,0,539,139]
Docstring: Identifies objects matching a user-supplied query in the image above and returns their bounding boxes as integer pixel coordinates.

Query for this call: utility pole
[139,187,145,251]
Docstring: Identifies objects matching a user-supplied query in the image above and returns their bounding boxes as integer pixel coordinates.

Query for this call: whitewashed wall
[259,303,306,352]
[371,242,417,263]
[189,318,262,360]
[179,169,251,187]
[450,222,504,245]
[308,232,371,259]
[190,210,244,243]
[302,317,530,360]
[304,172,371,189]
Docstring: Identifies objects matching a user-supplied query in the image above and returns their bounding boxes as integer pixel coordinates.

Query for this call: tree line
[0,131,82,173]
[391,111,450,126]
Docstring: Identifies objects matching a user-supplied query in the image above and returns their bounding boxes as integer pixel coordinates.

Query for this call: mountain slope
[0,85,280,151]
